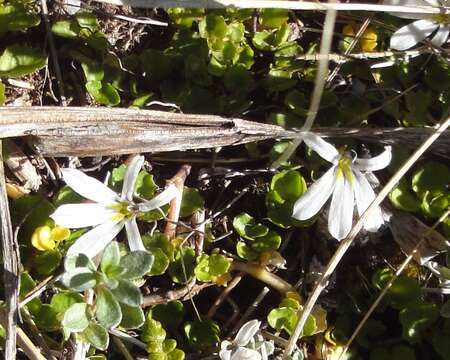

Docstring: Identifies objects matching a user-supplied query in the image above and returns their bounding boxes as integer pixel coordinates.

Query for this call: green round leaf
[62,268,97,292]
[111,279,143,307]
[0,45,47,77]
[148,247,170,276]
[168,247,196,284]
[236,242,258,261]
[85,80,120,106]
[259,9,289,28]
[180,187,204,217]
[100,241,121,274]
[81,322,109,350]
[412,162,450,198]
[62,303,89,333]
[120,250,154,279]
[119,303,145,329]
[34,249,62,276]
[389,179,420,212]
[96,286,122,329]
[183,319,220,350]
[149,301,185,330]
[399,301,438,343]
[251,230,282,252]
[50,291,84,319]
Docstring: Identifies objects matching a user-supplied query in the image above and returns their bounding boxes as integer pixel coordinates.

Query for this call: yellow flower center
[337,154,355,183]
[109,201,134,222]
[432,14,450,25]
[31,225,70,251]
[342,23,378,52]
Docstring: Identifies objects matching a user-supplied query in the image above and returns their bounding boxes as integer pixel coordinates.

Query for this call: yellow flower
[342,23,378,52]
[31,225,70,251]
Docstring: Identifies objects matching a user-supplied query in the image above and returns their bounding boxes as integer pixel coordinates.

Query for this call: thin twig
[164,165,191,239]
[41,0,67,106]
[282,115,450,358]
[339,208,450,359]
[207,272,244,318]
[112,335,135,360]
[109,329,146,350]
[92,0,450,14]
[271,5,337,169]
[296,49,431,62]
[0,140,20,359]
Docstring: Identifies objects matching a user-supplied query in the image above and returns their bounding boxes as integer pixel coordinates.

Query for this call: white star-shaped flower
[292,133,392,240]
[51,155,177,258]
[219,320,263,360]
[385,0,450,50]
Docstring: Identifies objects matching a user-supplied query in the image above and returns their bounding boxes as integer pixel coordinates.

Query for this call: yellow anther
[433,14,450,25]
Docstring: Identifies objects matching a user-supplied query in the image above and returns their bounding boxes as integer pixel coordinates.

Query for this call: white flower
[50,155,178,258]
[385,0,450,50]
[292,133,392,240]
[219,320,262,360]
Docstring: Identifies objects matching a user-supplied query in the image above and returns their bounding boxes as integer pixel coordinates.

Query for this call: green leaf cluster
[0,45,47,77]
[233,212,282,261]
[183,319,220,350]
[389,161,450,227]
[194,251,231,282]
[61,242,153,349]
[142,313,185,360]
[0,0,40,37]
[267,297,317,337]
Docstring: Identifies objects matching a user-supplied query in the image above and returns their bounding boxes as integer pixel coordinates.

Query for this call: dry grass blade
[271,5,337,169]
[282,116,450,358]
[0,140,20,359]
[339,208,450,359]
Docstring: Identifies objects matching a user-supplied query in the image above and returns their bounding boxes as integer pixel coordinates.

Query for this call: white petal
[234,320,261,347]
[219,349,232,360]
[61,168,119,205]
[67,220,124,258]
[231,348,261,360]
[353,170,384,232]
[383,0,437,19]
[303,132,339,164]
[51,203,118,228]
[354,146,392,172]
[328,174,354,241]
[430,25,450,47]
[136,183,178,212]
[292,167,337,221]
[125,217,145,251]
[390,19,438,50]
[121,155,144,201]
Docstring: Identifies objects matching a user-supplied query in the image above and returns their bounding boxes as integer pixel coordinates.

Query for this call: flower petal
[390,19,438,50]
[51,203,117,228]
[353,146,392,172]
[136,183,178,212]
[231,348,261,360]
[61,168,119,205]
[303,132,339,164]
[125,217,145,251]
[67,220,124,258]
[430,25,450,47]
[121,155,145,201]
[328,174,354,240]
[234,320,261,347]
[292,166,337,221]
[219,349,232,360]
[383,0,437,19]
[353,170,384,232]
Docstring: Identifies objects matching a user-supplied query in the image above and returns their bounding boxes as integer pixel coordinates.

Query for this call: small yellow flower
[342,23,378,52]
[6,183,28,199]
[31,225,70,251]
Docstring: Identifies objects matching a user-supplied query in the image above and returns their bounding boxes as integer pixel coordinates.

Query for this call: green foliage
[267,297,317,337]
[266,170,309,228]
[0,0,40,37]
[143,231,175,276]
[60,242,152,349]
[194,252,231,282]
[232,212,282,260]
[399,301,438,343]
[168,247,196,283]
[180,187,204,217]
[52,11,107,49]
[148,301,185,330]
[142,314,185,359]
[389,161,450,223]
[0,45,47,77]
[0,80,4,105]
[183,319,220,350]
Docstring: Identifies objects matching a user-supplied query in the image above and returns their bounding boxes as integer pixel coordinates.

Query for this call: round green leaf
[412,162,450,198]
[111,279,143,307]
[119,303,145,329]
[183,319,220,350]
[61,268,97,292]
[96,286,122,329]
[50,291,84,319]
[100,241,121,274]
[399,301,438,343]
[51,20,80,39]
[168,247,196,284]
[389,179,420,212]
[236,241,259,261]
[62,303,89,333]
[259,8,289,28]
[180,187,204,217]
[81,322,109,350]
[148,247,170,276]
[0,45,47,77]
[119,250,154,279]
[251,230,282,252]
[85,80,120,106]
[34,249,62,276]
[149,301,185,330]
